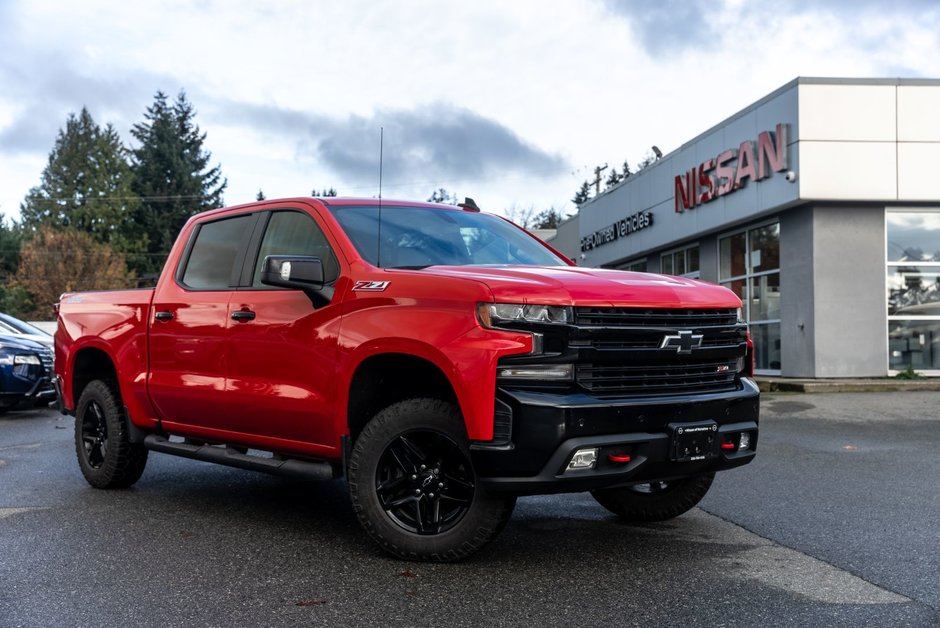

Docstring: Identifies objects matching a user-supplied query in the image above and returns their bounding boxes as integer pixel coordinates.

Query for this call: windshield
[0,314,50,336]
[329,205,567,269]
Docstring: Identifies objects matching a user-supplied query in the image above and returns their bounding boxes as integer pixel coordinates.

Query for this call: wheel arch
[346,352,458,444]
[71,346,119,407]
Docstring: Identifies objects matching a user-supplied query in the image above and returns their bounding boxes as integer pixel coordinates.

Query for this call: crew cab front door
[224,208,343,451]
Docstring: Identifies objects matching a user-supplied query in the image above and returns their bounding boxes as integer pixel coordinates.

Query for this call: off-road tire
[591,473,715,522]
[74,379,148,489]
[348,398,515,562]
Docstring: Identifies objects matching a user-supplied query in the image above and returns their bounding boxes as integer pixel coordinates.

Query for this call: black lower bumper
[470,378,760,495]
[0,376,57,410]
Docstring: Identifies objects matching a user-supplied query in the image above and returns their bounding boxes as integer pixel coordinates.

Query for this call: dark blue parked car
[0,333,56,413]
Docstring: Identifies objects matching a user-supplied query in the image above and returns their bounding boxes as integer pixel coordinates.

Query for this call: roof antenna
[377,127,384,267]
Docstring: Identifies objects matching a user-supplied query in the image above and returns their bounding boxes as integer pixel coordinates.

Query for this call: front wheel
[591,473,715,522]
[347,398,515,562]
[74,380,148,489]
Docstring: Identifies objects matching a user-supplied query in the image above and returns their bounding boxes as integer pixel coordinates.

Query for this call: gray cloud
[214,101,569,187]
[0,50,184,154]
[601,0,713,56]
[601,0,940,58]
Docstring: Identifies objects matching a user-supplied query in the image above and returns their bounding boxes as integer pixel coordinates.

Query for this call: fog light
[566,447,598,471]
[739,432,751,450]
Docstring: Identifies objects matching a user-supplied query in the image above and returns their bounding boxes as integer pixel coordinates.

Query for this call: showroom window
[661,244,700,278]
[617,259,647,272]
[886,210,940,374]
[719,222,780,373]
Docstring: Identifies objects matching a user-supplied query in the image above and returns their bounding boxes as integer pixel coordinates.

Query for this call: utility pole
[590,163,608,195]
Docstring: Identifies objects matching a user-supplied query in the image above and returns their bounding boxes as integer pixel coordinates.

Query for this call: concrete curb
[756,377,940,393]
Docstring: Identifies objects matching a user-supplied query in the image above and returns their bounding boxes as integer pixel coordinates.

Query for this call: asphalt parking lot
[1,392,938,627]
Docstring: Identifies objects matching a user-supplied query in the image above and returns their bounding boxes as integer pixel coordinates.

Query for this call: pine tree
[312,187,338,197]
[533,208,563,229]
[572,181,591,205]
[130,91,227,275]
[605,167,623,189]
[427,188,458,205]
[0,215,28,316]
[256,189,266,201]
[19,107,139,255]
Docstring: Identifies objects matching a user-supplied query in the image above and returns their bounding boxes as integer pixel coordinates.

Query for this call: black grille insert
[574,307,738,328]
[576,360,738,396]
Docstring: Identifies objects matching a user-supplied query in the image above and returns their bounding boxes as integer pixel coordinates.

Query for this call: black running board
[143,434,337,481]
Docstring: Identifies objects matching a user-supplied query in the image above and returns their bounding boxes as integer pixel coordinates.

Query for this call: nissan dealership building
[561,77,940,378]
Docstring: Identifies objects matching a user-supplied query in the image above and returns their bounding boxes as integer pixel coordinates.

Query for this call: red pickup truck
[55,197,759,561]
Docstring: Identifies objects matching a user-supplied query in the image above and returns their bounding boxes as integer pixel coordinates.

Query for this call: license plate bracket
[668,420,719,462]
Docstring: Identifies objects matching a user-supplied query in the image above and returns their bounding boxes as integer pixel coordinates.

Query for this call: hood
[0,333,46,351]
[416,265,741,309]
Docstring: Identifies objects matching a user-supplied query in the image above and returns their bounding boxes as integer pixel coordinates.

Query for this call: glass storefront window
[750,323,782,371]
[720,221,781,373]
[889,320,940,370]
[618,260,647,272]
[887,266,940,316]
[662,245,699,278]
[750,274,781,320]
[887,210,940,374]
[887,212,940,262]
[719,233,746,280]
[749,224,780,273]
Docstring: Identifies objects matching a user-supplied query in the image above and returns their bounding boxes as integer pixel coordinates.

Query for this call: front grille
[587,334,742,350]
[37,347,54,375]
[576,360,739,397]
[498,307,747,400]
[574,307,738,328]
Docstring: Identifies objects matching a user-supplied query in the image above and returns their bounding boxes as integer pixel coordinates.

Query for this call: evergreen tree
[572,181,591,205]
[533,208,564,229]
[19,107,139,255]
[256,189,266,201]
[312,187,338,197]
[0,215,28,317]
[427,188,458,205]
[130,90,227,275]
[605,167,623,189]
[621,159,633,178]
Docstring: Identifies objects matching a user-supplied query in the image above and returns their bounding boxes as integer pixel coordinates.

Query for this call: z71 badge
[353,280,391,292]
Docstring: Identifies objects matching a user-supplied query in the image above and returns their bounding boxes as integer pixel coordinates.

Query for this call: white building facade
[572,78,940,377]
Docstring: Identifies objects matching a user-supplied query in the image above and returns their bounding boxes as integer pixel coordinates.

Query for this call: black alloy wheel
[74,379,148,489]
[375,429,475,535]
[347,397,516,562]
[80,400,109,469]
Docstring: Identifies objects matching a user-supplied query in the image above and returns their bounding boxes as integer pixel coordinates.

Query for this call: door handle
[231,310,256,321]
[154,311,174,322]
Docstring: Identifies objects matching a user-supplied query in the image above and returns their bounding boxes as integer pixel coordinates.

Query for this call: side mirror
[260,255,325,290]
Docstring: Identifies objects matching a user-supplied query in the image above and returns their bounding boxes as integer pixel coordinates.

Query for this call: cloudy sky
[1,0,939,222]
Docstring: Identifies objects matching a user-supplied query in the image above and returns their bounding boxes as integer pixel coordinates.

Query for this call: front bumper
[470,378,760,495]
[0,376,57,410]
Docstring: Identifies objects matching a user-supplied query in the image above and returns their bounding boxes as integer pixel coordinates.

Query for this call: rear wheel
[347,398,515,562]
[591,473,715,522]
[74,380,148,489]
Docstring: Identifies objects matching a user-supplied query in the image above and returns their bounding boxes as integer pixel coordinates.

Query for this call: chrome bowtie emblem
[661,330,704,354]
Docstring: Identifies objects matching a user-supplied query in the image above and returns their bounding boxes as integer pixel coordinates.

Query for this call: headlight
[477,303,571,328]
[14,354,42,366]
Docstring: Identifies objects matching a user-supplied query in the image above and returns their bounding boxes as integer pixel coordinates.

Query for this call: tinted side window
[181,214,255,289]
[252,211,339,287]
